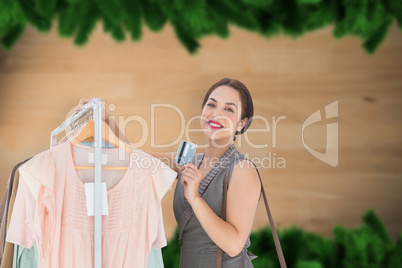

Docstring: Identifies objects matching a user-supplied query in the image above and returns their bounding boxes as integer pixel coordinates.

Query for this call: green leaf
[172,22,200,54]
[16,0,51,31]
[141,0,167,32]
[1,23,25,50]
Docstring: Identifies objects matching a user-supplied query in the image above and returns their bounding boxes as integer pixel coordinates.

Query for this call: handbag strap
[216,163,287,268]
[215,166,229,267]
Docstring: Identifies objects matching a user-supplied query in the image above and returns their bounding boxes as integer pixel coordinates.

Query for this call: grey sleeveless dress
[173,144,258,268]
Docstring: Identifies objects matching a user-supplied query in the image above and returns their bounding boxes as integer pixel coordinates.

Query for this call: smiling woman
[171,78,263,268]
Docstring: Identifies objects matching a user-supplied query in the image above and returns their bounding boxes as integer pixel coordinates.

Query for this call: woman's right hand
[73,98,93,112]
[73,98,110,120]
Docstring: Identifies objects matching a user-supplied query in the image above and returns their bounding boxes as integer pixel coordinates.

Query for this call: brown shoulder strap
[216,162,287,268]
[215,167,229,268]
[260,178,287,267]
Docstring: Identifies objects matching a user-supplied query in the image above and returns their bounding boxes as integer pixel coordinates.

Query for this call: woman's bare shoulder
[231,159,261,189]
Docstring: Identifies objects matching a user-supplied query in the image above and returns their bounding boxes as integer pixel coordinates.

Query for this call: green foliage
[332,210,395,268]
[161,229,181,268]
[162,210,402,268]
[141,0,166,32]
[1,0,401,53]
[387,234,402,268]
[1,24,25,50]
[0,0,25,34]
[295,261,323,268]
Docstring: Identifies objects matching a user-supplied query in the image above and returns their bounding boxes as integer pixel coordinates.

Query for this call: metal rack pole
[50,98,103,268]
[93,98,102,268]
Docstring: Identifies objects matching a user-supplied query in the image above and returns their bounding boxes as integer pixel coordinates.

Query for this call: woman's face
[200,85,247,145]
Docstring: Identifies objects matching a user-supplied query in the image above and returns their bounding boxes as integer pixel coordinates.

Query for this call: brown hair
[201,78,254,135]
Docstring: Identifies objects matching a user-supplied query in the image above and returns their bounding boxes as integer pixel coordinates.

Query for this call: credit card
[175,140,197,165]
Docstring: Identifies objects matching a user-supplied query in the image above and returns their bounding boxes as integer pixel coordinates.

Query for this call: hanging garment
[173,144,258,268]
[146,208,166,268]
[6,141,177,268]
[147,242,164,268]
[79,141,167,268]
[0,158,32,268]
[1,170,38,268]
[8,172,38,268]
[1,150,166,268]
[0,176,11,263]
[12,243,38,268]
[0,179,9,240]
[8,197,167,268]
[80,140,167,268]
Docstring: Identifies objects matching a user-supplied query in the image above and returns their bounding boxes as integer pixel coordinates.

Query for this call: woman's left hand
[179,163,202,205]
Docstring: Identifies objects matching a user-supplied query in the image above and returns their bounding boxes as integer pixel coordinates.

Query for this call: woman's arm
[180,160,261,257]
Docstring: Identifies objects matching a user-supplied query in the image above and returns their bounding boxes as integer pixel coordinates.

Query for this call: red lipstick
[207,120,223,129]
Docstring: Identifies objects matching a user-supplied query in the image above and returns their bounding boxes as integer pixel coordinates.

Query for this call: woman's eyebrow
[208,97,238,108]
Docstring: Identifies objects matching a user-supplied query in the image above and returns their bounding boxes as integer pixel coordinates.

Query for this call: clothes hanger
[69,120,132,151]
[66,112,132,170]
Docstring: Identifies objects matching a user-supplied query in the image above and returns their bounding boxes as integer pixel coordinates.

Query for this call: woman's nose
[211,109,222,119]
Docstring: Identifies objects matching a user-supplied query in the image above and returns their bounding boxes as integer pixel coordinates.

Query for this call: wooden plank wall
[0,22,401,241]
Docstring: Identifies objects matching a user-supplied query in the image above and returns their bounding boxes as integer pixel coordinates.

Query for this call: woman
[74,78,261,267]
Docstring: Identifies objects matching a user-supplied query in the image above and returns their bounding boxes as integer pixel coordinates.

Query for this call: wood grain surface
[0,22,401,240]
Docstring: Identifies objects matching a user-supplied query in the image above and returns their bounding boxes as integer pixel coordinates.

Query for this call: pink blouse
[6,142,177,267]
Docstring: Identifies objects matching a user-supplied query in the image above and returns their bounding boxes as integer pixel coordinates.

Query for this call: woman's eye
[206,103,233,112]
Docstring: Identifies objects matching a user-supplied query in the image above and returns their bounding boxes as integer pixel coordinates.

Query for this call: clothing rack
[50,98,103,268]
